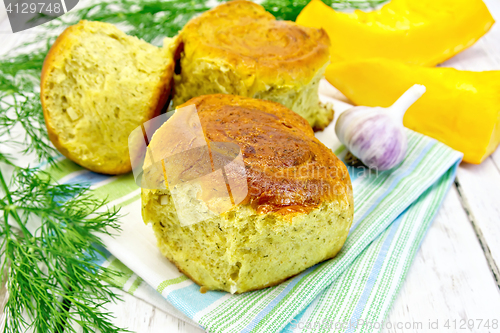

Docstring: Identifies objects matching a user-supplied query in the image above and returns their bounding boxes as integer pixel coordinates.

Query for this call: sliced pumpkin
[296,0,494,66]
[326,59,500,164]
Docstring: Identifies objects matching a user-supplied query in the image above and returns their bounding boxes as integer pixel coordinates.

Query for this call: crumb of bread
[41,20,175,174]
[142,188,352,294]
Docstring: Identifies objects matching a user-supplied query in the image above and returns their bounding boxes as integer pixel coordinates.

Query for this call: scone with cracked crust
[142,94,353,293]
[172,0,333,131]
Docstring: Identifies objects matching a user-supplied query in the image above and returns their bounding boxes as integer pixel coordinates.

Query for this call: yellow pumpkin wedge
[326,59,500,164]
[296,0,494,67]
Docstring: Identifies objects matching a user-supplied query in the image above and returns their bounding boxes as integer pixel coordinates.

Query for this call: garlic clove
[335,84,426,171]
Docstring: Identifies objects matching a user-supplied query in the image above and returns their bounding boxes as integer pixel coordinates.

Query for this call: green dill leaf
[0,91,58,164]
[0,167,127,333]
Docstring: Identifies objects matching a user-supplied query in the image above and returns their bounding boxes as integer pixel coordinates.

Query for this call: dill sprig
[0,91,58,164]
[0,165,125,332]
[0,0,385,331]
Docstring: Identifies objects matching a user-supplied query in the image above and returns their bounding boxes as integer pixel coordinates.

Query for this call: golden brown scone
[172,0,333,131]
[142,94,353,293]
[41,20,176,174]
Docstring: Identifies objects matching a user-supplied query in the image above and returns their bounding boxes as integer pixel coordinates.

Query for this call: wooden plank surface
[108,290,203,333]
[71,289,204,333]
[383,187,500,333]
[455,160,500,286]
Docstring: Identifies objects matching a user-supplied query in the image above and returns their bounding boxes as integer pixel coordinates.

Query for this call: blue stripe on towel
[168,284,226,320]
[62,171,111,186]
[345,214,404,333]
[241,266,316,333]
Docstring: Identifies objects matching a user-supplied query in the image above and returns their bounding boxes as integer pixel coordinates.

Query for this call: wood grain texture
[383,187,500,333]
[69,289,204,333]
[455,160,500,286]
[104,291,202,333]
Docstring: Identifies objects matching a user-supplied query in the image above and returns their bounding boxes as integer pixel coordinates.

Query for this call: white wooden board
[0,0,500,332]
[383,187,500,333]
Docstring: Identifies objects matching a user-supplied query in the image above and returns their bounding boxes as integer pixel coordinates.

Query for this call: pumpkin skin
[296,0,494,67]
[325,59,500,164]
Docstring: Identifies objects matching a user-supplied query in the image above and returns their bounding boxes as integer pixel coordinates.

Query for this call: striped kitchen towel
[41,118,462,333]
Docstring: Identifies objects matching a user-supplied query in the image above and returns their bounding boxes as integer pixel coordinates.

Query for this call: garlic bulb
[335,84,426,170]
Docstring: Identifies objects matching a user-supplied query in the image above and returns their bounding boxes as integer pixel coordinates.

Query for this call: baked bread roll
[142,94,353,293]
[172,0,333,131]
[41,20,176,174]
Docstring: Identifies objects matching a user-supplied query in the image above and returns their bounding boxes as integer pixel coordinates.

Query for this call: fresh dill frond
[0,166,126,333]
[0,91,58,164]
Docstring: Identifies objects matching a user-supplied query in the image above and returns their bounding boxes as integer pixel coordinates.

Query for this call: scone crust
[180,0,330,86]
[40,20,174,174]
[179,0,330,87]
[156,94,351,214]
[172,0,332,130]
